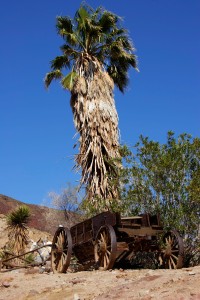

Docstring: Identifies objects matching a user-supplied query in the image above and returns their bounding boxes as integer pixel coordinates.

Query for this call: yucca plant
[45,3,138,210]
[7,206,30,256]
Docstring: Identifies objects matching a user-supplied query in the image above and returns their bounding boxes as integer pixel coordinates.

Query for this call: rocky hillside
[0,194,80,235]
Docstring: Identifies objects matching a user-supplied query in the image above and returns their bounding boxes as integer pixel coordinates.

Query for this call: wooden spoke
[168,258,172,269]
[170,256,176,269]
[171,253,178,260]
[94,225,117,270]
[51,227,72,273]
[161,230,184,269]
[104,256,106,268]
[171,249,179,253]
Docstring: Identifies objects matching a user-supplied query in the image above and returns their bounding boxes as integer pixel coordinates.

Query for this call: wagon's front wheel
[51,226,72,273]
[161,230,184,269]
[94,225,117,270]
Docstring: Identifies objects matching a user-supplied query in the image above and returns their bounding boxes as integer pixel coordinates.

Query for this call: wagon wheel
[161,230,184,269]
[94,225,117,270]
[51,226,72,273]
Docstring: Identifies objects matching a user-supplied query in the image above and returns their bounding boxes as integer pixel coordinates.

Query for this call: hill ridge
[0,194,78,235]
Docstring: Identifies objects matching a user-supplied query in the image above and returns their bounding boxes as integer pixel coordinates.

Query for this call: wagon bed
[51,211,184,273]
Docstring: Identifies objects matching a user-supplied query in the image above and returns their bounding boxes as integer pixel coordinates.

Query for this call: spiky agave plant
[45,4,138,210]
[7,206,30,255]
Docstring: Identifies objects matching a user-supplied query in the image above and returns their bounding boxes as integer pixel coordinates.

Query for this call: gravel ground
[0,265,200,300]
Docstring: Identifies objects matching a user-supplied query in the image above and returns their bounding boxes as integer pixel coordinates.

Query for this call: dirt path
[0,266,200,300]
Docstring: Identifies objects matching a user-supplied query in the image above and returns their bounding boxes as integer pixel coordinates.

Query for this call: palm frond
[99,11,118,33]
[60,44,78,56]
[56,16,80,47]
[56,16,73,34]
[85,19,102,34]
[61,71,77,91]
[44,70,63,88]
[116,35,134,51]
[107,64,129,93]
[50,55,71,70]
[76,6,90,22]
[75,6,91,33]
[62,30,79,46]
[128,54,138,69]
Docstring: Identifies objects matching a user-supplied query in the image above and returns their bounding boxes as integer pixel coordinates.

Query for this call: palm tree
[7,206,30,256]
[45,4,138,211]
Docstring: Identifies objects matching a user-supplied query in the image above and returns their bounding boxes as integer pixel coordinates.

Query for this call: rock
[139,290,150,297]
[2,281,10,288]
[7,269,20,274]
[74,293,80,300]
[39,266,45,274]
[44,261,52,273]
[69,279,86,285]
[189,272,196,275]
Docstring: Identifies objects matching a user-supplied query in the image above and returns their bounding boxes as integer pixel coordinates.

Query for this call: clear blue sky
[0,0,199,205]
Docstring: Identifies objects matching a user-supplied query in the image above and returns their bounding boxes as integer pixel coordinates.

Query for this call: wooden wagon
[51,211,184,273]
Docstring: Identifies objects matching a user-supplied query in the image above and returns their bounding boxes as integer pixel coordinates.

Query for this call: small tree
[7,206,30,256]
[48,183,80,226]
[120,132,200,266]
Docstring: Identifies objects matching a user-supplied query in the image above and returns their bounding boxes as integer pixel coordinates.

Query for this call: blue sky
[0,0,199,206]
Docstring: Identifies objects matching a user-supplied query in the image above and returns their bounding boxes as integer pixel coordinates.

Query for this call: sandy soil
[0,265,200,300]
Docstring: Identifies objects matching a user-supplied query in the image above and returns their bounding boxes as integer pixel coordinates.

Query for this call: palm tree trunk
[71,58,121,209]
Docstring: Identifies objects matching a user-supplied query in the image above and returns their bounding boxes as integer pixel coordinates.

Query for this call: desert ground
[0,265,200,299]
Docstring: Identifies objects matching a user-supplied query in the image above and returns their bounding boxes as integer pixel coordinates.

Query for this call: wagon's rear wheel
[94,225,117,270]
[161,230,184,269]
[51,226,72,273]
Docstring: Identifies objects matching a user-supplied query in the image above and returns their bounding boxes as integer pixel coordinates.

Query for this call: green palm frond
[116,35,134,51]
[50,55,71,70]
[44,70,63,88]
[99,11,118,32]
[75,6,91,39]
[76,6,90,25]
[56,16,73,34]
[56,16,80,46]
[86,19,102,34]
[60,44,78,56]
[45,3,138,92]
[128,54,138,69]
[61,71,77,91]
[62,31,79,46]
[107,64,129,93]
